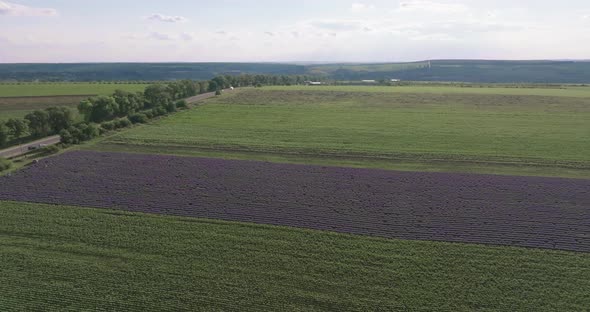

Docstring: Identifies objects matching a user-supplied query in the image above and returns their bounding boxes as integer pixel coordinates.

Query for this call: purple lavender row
[1,150,589,252]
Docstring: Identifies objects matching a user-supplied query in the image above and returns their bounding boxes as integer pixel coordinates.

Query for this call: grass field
[0,83,149,97]
[93,88,590,178]
[1,200,588,311]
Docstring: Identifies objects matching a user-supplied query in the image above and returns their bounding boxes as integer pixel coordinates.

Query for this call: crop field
[2,84,590,310]
[0,83,149,121]
[2,201,589,311]
[0,82,149,97]
[264,85,590,97]
[1,151,589,252]
[0,95,87,121]
[96,88,590,178]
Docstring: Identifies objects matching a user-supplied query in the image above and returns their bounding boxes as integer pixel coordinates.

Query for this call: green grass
[93,89,590,178]
[1,200,588,311]
[0,83,149,97]
[264,85,590,97]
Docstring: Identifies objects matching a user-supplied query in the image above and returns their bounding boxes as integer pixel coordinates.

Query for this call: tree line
[0,74,322,148]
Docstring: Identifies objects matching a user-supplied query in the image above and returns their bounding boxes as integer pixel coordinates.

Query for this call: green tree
[46,107,75,133]
[24,110,51,137]
[113,90,142,116]
[0,122,9,146]
[5,118,29,138]
[208,81,219,92]
[144,84,172,108]
[78,99,94,122]
[89,96,119,123]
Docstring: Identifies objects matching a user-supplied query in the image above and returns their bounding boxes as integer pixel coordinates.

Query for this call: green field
[93,88,590,178]
[0,83,149,122]
[0,83,149,97]
[265,85,590,97]
[1,201,588,311]
[0,95,88,121]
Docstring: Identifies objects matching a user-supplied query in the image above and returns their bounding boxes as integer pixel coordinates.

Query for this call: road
[0,135,61,159]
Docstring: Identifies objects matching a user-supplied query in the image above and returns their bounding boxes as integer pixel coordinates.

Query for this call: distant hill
[307,60,590,83]
[1,60,590,83]
[0,63,306,82]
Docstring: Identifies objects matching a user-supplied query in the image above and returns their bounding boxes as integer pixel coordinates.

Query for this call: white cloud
[0,1,57,16]
[180,33,193,41]
[146,13,187,23]
[264,31,276,36]
[397,1,468,14]
[309,19,363,31]
[149,32,173,41]
[350,3,375,12]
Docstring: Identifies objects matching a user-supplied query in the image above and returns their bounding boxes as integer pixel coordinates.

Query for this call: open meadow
[95,86,590,178]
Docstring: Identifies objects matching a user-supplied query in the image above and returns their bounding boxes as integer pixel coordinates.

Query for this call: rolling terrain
[2,60,590,83]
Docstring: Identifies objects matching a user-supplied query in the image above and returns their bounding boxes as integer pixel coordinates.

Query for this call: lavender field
[1,151,589,252]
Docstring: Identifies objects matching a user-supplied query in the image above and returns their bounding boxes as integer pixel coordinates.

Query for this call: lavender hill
[1,151,589,252]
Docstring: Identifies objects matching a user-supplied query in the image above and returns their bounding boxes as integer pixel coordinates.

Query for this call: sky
[1,0,589,63]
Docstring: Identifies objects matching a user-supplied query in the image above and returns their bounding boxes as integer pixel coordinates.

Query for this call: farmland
[2,83,590,310]
[0,83,149,121]
[1,151,588,252]
[0,82,150,97]
[96,87,590,178]
[1,200,590,311]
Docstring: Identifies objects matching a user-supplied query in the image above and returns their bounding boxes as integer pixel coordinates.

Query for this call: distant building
[305,81,323,85]
[362,80,376,83]
[390,79,401,82]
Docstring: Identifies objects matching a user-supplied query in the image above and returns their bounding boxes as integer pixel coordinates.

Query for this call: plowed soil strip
[1,151,588,252]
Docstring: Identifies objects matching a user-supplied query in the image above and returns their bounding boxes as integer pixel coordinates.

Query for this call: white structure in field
[362,80,376,83]
[391,79,401,82]
[305,81,323,85]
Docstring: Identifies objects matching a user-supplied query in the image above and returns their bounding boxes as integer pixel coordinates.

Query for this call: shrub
[143,111,154,119]
[176,100,188,109]
[115,117,132,129]
[0,157,11,172]
[101,121,116,131]
[165,102,177,113]
[152,106,167,117]
[59,129,74,144]
[215,90,222,96]
[129,113,148,124]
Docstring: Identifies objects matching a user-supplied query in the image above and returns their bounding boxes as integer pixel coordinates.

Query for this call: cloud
[180,33,193,41]
[397,1,468,14]
[146,13,187,23]
[216,31,227,35]
[264,31,276,36]
[310,20,363,31]
[149,32,173,41]
[0,1,57,16]
[350,3,375,12]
